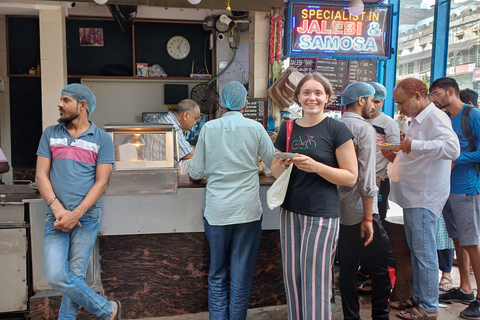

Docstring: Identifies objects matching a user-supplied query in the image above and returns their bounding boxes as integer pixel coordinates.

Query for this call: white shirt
[389,103,460,217]
[0,148,6,162]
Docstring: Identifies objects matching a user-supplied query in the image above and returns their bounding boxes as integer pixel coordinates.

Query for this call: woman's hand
[291,155,319,173]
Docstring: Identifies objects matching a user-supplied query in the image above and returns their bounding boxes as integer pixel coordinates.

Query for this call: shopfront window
[396,0,434,86]
[447,0,480,96]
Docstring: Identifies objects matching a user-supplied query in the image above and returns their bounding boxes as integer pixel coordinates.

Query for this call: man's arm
[356,126,377,246]
[189,129,206,180]
[182,148,194,160]
[53,163,112,232]
[0,162,9,174]
[36,156,69,221]
[455,113,480,165]
[402,114,460,160]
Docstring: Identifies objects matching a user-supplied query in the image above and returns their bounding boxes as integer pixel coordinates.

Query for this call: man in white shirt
[384,78,460,320]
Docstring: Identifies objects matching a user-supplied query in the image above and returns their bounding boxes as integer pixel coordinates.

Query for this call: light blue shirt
[189,111,275,226]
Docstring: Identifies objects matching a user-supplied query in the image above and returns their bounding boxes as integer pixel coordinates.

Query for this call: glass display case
[103,123,179,195]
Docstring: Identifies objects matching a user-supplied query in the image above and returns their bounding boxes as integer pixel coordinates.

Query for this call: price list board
[289,58,316,74]
[244,98,267,127]
[348,60,377,84]
[315,59,348,91]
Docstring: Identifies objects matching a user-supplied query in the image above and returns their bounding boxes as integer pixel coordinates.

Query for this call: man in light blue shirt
[189,81,274,320]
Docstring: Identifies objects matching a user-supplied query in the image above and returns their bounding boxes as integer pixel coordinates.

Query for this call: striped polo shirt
[36,120,114,214]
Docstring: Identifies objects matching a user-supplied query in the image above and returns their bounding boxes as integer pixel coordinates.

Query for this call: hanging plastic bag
[266,164,293,210]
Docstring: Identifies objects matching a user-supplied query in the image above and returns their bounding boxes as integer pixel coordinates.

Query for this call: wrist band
[363,217,373,222]
[47,197,57,207]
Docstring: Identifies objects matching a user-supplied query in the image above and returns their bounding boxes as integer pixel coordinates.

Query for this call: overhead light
[94,0,108,4]
[188,0,201,4]
[349,0,364,17]
[128,134,146,147]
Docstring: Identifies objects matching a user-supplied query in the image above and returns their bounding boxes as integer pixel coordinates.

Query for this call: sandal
[397,306,438,320]
[114,300,122,320]
[356,270,370,282]
[358,279,372,294]
[391,298,418,310]
[439,276,453,292]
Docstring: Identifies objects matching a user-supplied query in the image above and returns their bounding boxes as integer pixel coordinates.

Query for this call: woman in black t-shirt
[272,73,357,320]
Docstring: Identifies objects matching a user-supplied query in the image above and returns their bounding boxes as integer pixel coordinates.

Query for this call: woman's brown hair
[292,72,335,105]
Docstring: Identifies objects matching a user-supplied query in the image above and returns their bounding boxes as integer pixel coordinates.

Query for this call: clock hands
[177,40,184,52]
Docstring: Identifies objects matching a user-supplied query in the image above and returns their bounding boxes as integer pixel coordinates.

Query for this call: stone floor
[132,264,475,320]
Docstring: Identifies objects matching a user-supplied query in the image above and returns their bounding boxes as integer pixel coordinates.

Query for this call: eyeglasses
[428,90,446,99]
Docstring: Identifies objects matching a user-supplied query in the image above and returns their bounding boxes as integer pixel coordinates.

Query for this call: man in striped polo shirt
[36,84,121,320]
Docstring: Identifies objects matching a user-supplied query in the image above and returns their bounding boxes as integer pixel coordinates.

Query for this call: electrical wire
[208,25,240,85]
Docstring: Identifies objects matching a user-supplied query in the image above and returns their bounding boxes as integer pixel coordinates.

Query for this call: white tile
[42,94,61,129]
[253,77,267,97]
[40,59,67,96]
[0,19,6,52]
[41,63,66,95]
[39,22,66,60]
[39,9,63,24]
[253,44,268,78]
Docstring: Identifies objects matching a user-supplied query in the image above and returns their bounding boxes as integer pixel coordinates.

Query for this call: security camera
[67,2,76,8]
[219,14,235,28]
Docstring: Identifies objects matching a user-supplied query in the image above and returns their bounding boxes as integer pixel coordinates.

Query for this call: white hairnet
[341,82,375,106]
[61,83,96,115]
[220,81,247,111]
[369,82,387,101]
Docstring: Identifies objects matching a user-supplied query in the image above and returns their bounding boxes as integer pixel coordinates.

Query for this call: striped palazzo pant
[280,208,340,320]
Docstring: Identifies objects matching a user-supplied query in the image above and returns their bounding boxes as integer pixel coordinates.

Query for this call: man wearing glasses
[430,77,480,319]
[384,78,459,320]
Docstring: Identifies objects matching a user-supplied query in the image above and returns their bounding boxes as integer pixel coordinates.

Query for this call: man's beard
[59,105,80,123]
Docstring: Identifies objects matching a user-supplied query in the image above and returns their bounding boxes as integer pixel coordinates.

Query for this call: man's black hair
[460,89,479,107]
[430,77,460,96]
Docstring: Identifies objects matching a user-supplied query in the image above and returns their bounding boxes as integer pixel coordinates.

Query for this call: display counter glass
[104,123,178,195]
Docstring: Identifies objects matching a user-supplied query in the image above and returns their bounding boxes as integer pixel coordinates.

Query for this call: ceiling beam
[24,0,284,11]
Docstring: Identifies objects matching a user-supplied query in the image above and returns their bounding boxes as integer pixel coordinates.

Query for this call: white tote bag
[266,164,293,210]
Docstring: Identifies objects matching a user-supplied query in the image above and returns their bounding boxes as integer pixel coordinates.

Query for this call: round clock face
[167,36,190,60]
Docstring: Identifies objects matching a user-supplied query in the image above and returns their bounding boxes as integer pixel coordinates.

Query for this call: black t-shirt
[274,117,353,217]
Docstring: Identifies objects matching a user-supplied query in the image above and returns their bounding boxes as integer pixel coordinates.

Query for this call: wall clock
[166,36,190,60]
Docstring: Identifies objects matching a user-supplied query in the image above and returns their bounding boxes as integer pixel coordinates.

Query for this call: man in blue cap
[367,82,400,221]
[35,83,121,319]
[338,82,396,320]
[189,81,274,320]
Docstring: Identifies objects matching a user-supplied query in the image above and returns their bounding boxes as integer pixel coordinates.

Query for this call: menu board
[289,57,316,74]
[348,60,377,84]
[290,58,377,111]
[316,59,348,91]
[244,98,266,117]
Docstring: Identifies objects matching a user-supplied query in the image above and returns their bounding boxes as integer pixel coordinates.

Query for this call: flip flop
[397,306,438,320]
[358,279,372,294]
[439,276,453,292]
[356,270,370,282]
[115,300,122,320]
[391,298,418,310]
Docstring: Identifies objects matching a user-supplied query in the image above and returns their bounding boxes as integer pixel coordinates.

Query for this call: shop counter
[26,175,285,320]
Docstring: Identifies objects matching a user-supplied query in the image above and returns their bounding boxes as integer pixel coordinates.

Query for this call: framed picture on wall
[79,28,104,47]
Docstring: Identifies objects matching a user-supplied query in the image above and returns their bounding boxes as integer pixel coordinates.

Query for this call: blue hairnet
[220,81,247,111]
[341,82,375,106]
[369,82,387,101]
[61,83,96,115]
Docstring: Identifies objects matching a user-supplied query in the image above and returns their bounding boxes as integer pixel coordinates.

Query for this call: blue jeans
[204,217,262,320]
[403,208,439,313]
[44,210,114,320]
